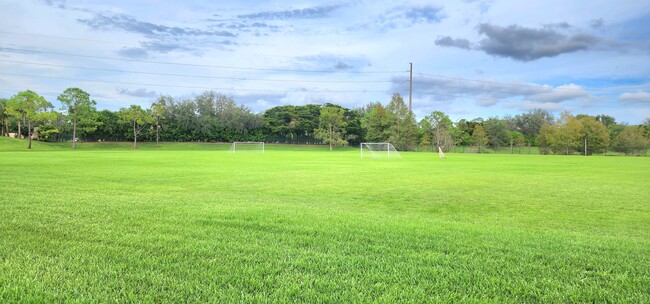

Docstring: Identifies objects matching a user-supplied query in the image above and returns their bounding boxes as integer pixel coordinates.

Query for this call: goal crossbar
[360,142,401,159]
[230,141,264,154]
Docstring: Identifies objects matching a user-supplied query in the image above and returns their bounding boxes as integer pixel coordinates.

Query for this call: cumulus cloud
[477,24,599,61]
[528,84,589,103]
[118,88,158,98]
[619,91,650,103]
[397,75,590,108]
[435,36,471,50]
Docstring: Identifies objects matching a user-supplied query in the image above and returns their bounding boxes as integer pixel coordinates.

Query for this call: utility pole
[409,62,413,113]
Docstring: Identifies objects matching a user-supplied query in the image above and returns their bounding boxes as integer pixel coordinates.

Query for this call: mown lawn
[1,138,648,302]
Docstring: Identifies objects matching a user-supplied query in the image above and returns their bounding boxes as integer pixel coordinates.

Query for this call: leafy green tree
[58,88,98,149]
[515,109,554,144]
[417,118,432,148]
[118,105,153,149]
[151,96,169,146]
[455,119,477,146]
[472,124,488,153]
[578,116,610,155]
[342,107,364,146]
[508,131,525,153]
[553,112,583,155]
[6,95,26,139]
[536,123,556,155]
[424,111,454,151]
[314,106,347,151]
[362,103,393,143]
[483,117,509,150]
[263,104,321,143]
[90,110,123,141]
[612,126,649,156]
[0,98,8,137]
[8,90,54,149]
[386,93,417,150]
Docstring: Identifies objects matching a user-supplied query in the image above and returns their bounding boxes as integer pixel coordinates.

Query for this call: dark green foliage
[263,104,321,143]
[386,93,418,150]
[58,88,99,149]
[471,124,488,153]
[612,125,649,156]
[515,109,554,144]
[483,117,509,149]
[314,106,347,150]
[362,103,393,143]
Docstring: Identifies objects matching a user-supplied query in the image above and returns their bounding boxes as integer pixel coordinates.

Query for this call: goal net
[230,142,264,154]
[360,143,401,159]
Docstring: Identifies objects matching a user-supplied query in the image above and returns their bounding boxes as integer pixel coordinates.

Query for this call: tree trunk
[17,117,21,139]
[72,118,77,150]
[156,119,160,147]
[1,114,5,136]
[28,120,32,149]
[133,120,137,149]
[329,125,333,151]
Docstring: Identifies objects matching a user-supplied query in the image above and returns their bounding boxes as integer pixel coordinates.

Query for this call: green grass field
[1,137,649,302]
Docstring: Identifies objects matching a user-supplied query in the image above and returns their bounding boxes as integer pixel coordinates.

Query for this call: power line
[0,59,401,84]
[0,72,403,93]
[0,47,408,74]
[413,72,649,93]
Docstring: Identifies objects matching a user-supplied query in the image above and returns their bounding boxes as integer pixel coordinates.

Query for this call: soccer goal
[360,143,401,159]
[230,142,264,154]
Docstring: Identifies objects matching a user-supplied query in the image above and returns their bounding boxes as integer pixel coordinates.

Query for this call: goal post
[360,142,401,159]
[230,141,264,154]
[438,146,446,158]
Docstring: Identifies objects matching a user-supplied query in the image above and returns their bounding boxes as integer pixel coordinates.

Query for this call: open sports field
[1,138,649,302]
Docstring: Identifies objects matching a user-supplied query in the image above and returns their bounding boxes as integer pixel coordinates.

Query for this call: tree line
[1,88,649,155]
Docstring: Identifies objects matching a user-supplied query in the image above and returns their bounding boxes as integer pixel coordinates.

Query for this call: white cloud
[619,91,650,104]
[0,0,649,124]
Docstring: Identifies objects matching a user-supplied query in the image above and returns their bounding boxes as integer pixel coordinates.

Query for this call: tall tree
[8,90,53,149]
[314,106,347,151]
[0,98,8,137]
[483,117,509,150]
[58,88,98,149]
[424,111,454,151]
[151,96,169,147]
[553,112,583,155]
[6,95,25,139]
[455,119,477,146]
[386,93,417,150]
[472,124,488,153]
[612,126,649,156]
[118,105,152,149]
[508,131,525,153]
[536,123,557,155]
[362,103,393,143]
[578,116,610,155]
[515,109,554,144]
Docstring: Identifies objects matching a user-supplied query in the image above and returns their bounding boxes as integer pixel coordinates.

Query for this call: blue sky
[1,0,649,124]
